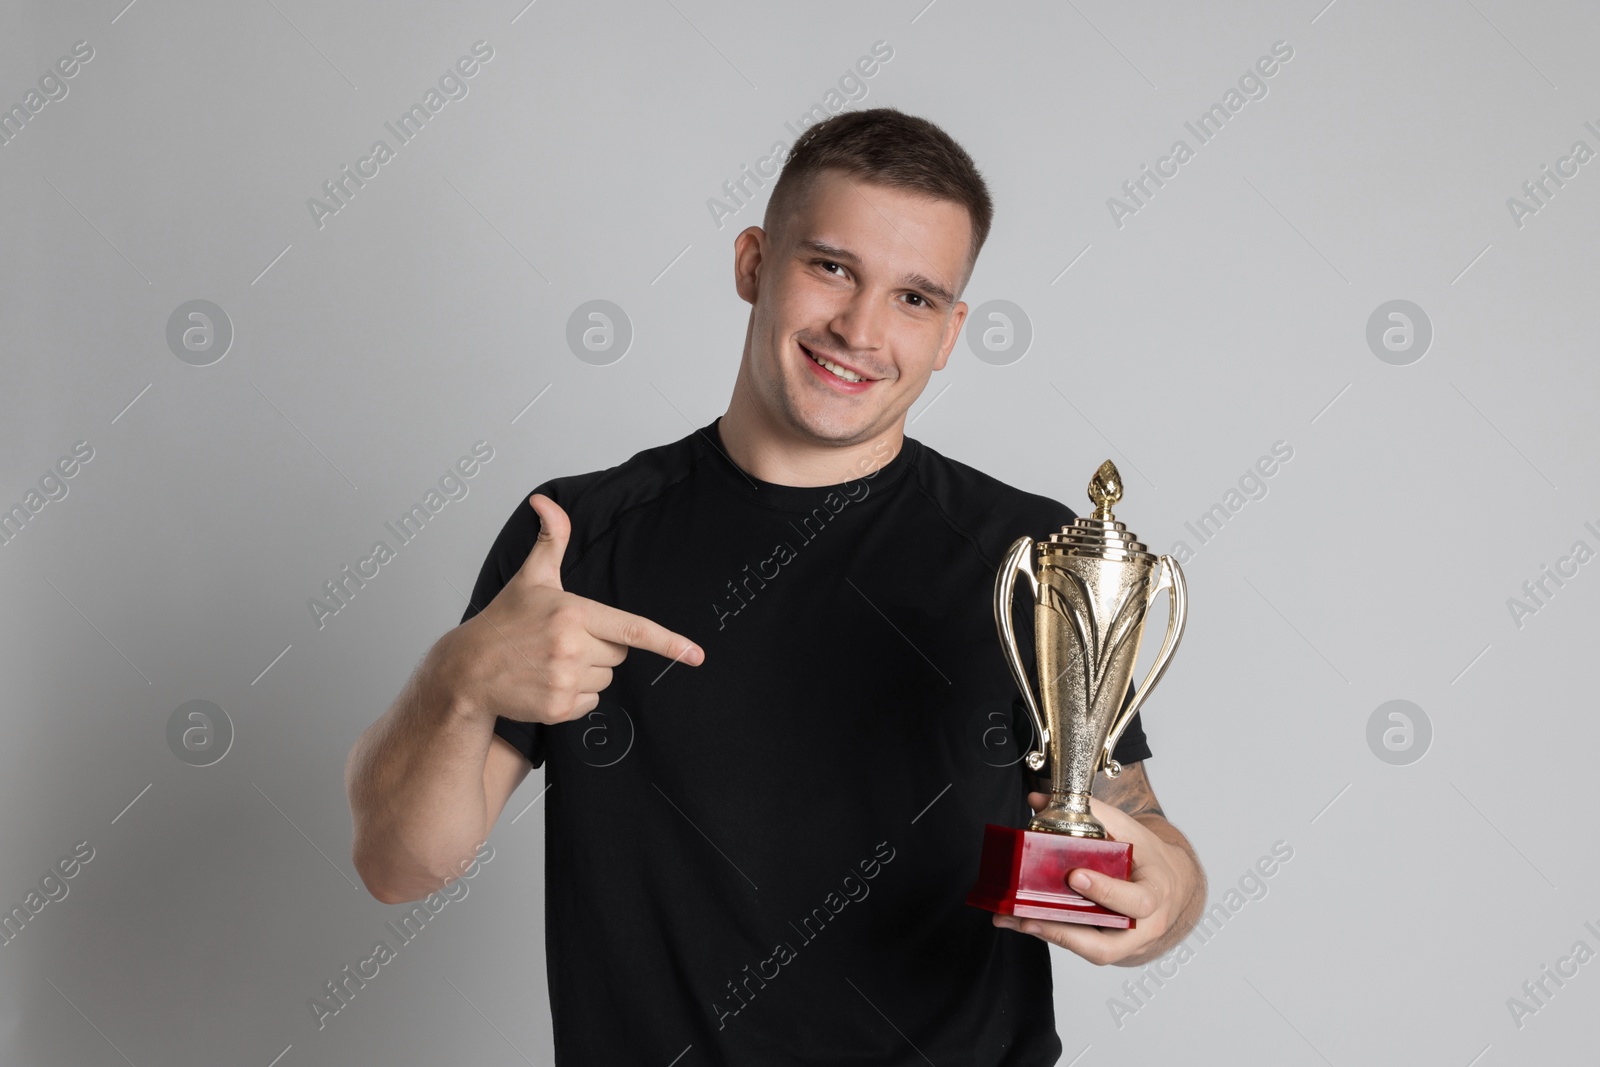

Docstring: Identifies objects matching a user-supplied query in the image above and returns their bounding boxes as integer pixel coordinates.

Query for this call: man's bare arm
[345,632,530,904]
[1094,761,1207,962]
[345,493,702,905]
[1094,760,1165,819]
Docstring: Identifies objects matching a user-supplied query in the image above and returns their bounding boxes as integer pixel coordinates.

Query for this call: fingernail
[995,916,1017,929]
[1069,870,1092,891]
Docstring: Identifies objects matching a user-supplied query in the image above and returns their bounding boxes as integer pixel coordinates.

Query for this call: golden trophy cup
[966,460,1187,928]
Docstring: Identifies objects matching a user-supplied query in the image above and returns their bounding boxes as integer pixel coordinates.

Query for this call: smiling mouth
[800,343,873,384]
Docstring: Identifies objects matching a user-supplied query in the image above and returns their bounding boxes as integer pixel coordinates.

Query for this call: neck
[718,393,903,487]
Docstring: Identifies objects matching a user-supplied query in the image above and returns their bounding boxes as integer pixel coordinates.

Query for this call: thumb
[516,493,571,589]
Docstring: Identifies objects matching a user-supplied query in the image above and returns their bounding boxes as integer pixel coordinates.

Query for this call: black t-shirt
[461,417,1152,1066]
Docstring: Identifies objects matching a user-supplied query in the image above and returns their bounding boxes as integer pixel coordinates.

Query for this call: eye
[904,292,928,308]
[816,260,845,276]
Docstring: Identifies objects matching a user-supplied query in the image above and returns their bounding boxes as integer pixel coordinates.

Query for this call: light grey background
[2,0,1595,1063]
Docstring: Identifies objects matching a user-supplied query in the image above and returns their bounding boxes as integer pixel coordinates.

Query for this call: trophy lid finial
[1088,460,1122,521]
[1043,458,1151,560]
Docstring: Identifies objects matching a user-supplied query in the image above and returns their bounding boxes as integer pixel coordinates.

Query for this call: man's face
[734,168,972,446]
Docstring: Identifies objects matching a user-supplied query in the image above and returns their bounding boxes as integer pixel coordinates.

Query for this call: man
[346,107,1205,1065]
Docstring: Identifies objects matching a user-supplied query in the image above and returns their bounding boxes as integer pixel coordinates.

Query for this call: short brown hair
[763,108,994,292]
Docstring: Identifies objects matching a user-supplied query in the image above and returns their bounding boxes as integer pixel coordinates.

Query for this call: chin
[782,403,880,445]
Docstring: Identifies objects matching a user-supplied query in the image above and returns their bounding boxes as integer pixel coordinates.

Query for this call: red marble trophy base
[966,823,1136,929]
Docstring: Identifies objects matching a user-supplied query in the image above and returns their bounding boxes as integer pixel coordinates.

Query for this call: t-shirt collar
[697,416,918,512]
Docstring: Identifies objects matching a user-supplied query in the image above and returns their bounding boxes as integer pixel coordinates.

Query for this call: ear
[932,300,969,372]
[732,226,767,307]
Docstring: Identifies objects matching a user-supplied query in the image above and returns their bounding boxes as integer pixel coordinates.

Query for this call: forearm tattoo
[1096,761,1164,820]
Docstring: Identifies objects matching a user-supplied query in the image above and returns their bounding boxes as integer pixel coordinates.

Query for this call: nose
[828,287,886,358]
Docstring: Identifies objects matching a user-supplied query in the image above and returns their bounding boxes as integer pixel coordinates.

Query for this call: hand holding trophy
[967,460,1187,929]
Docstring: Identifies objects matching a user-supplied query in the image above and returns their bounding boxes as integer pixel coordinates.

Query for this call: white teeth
[806,347,865,383]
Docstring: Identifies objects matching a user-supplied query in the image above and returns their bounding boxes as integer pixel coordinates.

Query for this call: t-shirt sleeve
[460,486,553,769]
[1110,685,1153,765]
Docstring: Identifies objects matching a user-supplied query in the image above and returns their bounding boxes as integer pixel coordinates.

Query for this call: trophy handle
[994,535,1049,773]
[1099,554,1188,777]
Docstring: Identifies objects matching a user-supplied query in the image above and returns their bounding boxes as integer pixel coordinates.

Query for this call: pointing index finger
[583,600,704,665]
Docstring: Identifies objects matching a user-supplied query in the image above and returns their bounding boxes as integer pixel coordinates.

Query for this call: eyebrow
[797,238,956,308]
